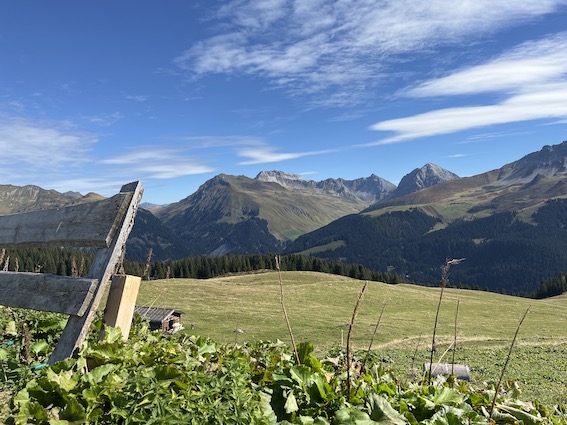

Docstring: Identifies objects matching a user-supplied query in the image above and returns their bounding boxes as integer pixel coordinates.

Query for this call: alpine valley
[2,140,567,295]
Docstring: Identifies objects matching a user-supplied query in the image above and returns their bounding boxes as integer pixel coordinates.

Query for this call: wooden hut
[134,306,184,333]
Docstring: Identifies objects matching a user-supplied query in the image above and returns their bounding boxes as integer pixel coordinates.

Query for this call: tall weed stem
[488,306,530,420]
[275,255,300,364]
[428,258,464,384]
[346,281,367,397]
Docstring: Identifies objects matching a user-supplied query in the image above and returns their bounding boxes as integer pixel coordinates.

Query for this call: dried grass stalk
[489,306,530,420]
[346,281,368,397]
[275,255,300,364]
[428,258,464,384]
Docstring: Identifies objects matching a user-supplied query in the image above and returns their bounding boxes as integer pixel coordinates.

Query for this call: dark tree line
[134,253,403,284]
[532,272,567,299]
[0,247,95,276]
[0,247,402,285]
[2,246,564,298]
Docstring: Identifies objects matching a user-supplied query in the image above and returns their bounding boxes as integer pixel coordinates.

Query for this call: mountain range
[287,141,567,294]
[2,140,567,294]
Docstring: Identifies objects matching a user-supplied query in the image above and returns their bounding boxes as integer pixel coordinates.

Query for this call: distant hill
[153,173,394,255]
[0,184,103,214]
[126,209,192,261]
[3,167,459,260]
[286,141,567,295]
[13,138,567,294]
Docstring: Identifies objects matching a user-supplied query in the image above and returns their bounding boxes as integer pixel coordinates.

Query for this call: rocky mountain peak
[385,163,460,200]
[255,171,306,189]
[498,140,567,183]
[255,170,395,202]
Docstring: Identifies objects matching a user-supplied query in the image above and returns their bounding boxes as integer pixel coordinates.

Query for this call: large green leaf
[31,340,50,355]
[59,396,87,424]
[333,408,376,424]
[433,387,464,406]
[284,391,299,414]
[368,394,408,425]
[497,404,544,425]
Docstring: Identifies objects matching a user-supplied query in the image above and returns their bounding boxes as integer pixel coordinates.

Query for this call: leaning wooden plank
[49,181,143,365]
[103,274,141,340]
[0,190,134,248]
[0,271,97,316]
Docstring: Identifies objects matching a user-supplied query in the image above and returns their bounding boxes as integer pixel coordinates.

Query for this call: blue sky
[1,1,567,204]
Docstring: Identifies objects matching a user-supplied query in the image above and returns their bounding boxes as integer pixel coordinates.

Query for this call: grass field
[135,271,567,403]
[136,271,567,349]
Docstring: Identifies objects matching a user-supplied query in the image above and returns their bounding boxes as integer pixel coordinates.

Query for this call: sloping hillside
[155,174,385,255]
[287,141,567,294]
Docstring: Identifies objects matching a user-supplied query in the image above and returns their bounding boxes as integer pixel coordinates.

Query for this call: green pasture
[136,271,567,403]
[137,271,567,349]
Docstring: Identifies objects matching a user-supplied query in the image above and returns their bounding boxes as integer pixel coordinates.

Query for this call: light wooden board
[0,271,97,316]
[0,190,134,248]
[103,274,141,340]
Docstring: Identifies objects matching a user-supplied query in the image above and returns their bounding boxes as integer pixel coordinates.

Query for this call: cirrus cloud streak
[177,0,567,106]
[370,32,567,143]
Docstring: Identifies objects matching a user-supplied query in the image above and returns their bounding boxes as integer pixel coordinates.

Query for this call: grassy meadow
[136,271,567,403]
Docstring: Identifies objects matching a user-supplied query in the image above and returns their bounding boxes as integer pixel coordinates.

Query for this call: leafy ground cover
[1,312,566,424]
[2,271,567,423]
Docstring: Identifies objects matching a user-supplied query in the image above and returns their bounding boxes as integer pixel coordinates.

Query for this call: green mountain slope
[286,141,567,294]
[155,174,385,255]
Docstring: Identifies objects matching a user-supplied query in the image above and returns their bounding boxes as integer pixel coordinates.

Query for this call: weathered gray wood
[49,181,143,364]
[424,362,471,381]
[0,271,97,316]
[0,191,134,248]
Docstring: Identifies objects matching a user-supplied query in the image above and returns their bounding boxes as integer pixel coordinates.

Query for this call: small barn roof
[134,306,184,323]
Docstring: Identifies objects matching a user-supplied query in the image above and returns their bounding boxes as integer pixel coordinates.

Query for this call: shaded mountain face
[126,209,193,262]
[154,173,388,256]
[384,163,459,200]
[286,140,567,295]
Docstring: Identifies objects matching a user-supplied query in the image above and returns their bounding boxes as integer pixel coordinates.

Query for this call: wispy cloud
[459,130,536,143]
[0,116,95,168]
[83,112,124,127]
[125,95,149,102]
[370,83,567,143]
[237,144,336,165]
[369,32,567,143]
[406,32,567,97]
[99,147,215,179]
[176,0,567,107]
[0,116,216,196]
[177,135,265,149]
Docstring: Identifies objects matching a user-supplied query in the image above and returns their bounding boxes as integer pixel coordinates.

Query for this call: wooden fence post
[103,274,141,340]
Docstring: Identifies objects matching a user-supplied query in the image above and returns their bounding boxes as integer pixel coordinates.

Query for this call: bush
[2,310,566,424]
